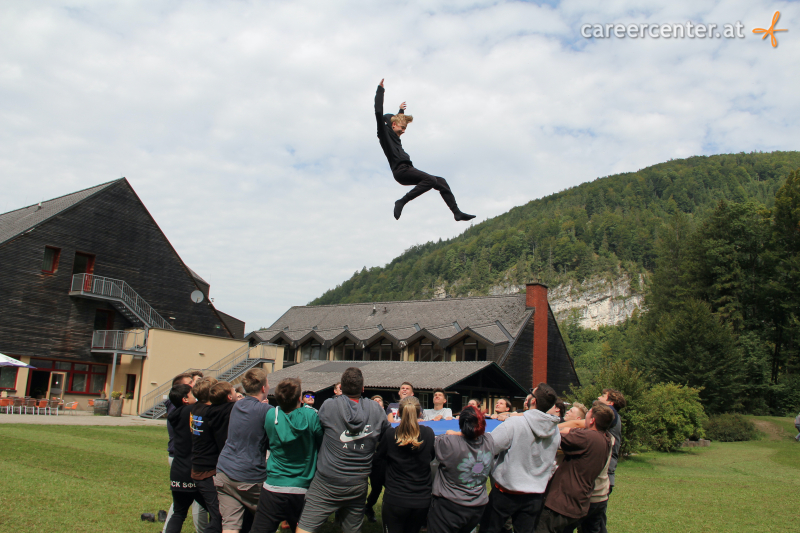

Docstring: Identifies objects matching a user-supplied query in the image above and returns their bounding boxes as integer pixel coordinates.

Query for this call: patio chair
[12,397,24,414]
[36,399,50,415]
[0,398,12,414]
[24,398,37,415]
[64,401,79,414]
[49,399,62,416]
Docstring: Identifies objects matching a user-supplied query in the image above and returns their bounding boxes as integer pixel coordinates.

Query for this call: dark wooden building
[247,284,579,398]
[0,179,244,401]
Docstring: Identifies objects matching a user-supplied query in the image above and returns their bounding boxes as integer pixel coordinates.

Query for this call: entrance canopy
[0,353,36,368]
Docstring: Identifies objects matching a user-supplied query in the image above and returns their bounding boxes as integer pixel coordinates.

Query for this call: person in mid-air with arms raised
[375,79,475,222]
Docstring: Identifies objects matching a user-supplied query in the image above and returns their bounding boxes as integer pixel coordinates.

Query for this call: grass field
[0,417,797,533]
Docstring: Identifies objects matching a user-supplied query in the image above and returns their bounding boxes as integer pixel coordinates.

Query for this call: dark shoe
[454,210,476,221]
[140,513,155,522]
[394,200,406,220]
[157,510,167,522]
[365,506,376,523]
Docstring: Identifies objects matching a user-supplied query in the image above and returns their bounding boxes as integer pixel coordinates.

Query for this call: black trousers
[251,490,306,533]
[481,488,545,533]
[534,508,579,533]
[427,496,485,533]
[367,459,386,509]
[569,500,607,533]
[393,165,459,213]
[165,491,207,533]
[196,476,222,533]
[382,501,429,533]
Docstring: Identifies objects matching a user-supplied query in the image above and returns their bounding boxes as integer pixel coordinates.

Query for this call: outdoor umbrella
[0,353,36,369]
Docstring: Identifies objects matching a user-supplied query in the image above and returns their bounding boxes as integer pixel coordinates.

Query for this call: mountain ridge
[311,151,800,310]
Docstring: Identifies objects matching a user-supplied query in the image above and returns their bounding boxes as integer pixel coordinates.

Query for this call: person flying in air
[375,79,475,222]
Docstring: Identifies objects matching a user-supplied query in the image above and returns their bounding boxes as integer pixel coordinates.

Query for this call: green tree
[645,299,743,413]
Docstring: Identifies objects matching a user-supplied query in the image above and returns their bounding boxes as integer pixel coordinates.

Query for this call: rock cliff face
[484,275,645,330]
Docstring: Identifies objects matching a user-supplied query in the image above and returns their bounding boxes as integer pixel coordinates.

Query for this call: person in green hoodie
[250,378,323,533]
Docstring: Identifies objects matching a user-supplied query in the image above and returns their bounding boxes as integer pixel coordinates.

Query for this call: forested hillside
[311,152,800,416]
[312,152,800,305]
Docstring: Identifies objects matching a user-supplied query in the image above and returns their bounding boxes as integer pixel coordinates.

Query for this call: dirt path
[752,419,785,441]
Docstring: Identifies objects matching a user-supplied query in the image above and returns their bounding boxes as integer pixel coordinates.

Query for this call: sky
[1,0,798,330]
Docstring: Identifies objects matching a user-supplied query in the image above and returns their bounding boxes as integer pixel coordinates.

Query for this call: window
[42,247,61,273]
[413,342,444,362]
[65,362,107,394]
[125,374,136,396]
[301,343,325,362]
[366,343,400,361]
[0,367,17,389]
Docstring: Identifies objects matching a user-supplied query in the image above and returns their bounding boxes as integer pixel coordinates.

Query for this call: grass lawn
[0,417,797,533]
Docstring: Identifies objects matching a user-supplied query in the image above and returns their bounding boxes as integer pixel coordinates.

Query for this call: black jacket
[375,85,412,171]
[168,404,197,492]
[376,425,436,508]
[191,402,235,472]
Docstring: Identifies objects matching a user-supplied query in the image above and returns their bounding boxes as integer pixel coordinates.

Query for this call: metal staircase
[70,273,174,330]
[139,342,275,419]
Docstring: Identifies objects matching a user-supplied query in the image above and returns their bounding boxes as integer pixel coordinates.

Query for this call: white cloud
[1,0,798,329]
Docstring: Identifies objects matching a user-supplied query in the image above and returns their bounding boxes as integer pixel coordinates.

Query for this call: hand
[433,415,443,421]
[445,430,461,435]
[399,101,407,111]
[490,414,498,419]
[445,416,453,420]
[497,413,508,421]
[379,78,385,87]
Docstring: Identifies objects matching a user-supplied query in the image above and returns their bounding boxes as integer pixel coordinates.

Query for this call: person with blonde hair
[376,396,436,533]
[375,79,475,222]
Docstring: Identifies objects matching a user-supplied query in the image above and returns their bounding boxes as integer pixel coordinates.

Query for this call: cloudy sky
[2,0,798,330]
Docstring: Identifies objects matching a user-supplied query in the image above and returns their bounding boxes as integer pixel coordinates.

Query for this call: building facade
[0,179,248,412]
[248,283,579,397]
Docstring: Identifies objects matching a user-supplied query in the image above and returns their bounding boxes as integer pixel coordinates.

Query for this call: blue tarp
[391,418,502,435]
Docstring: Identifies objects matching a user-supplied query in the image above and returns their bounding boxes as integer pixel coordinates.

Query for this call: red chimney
[526,283,549,387]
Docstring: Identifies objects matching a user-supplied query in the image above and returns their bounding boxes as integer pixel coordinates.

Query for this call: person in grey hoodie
[480,383,560,533]
[296,367,390,533]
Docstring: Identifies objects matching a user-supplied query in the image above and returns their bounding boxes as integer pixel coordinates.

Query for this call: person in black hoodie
[375,79,475,222]
[166,384,207,533]
[376,396,435,533]
[191,379,237,533]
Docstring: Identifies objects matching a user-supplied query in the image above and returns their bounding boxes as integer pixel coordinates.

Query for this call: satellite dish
[190,290,204,303]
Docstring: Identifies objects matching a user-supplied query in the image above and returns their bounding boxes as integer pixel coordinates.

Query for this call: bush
[704,413,759,442]
[639,383,708,452]
[568,362,709,453]
[568,361,652,456]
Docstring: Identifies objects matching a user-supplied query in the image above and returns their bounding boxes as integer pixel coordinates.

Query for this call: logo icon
[753,11,787,47]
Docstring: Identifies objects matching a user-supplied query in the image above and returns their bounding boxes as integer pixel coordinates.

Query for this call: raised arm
[375,80,386,126]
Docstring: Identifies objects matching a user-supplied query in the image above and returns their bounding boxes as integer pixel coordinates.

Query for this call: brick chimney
[526,283,549,387]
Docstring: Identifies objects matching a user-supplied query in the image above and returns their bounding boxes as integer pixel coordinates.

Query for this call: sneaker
[394,200,406,220]
[365,506,376,523]
[454,210,476,221]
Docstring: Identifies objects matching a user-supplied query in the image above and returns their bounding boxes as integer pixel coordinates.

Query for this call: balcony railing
[92,329,147,352]
[71,273,174,330]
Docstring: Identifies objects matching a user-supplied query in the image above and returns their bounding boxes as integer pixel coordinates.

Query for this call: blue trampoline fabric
[391,418,502,435]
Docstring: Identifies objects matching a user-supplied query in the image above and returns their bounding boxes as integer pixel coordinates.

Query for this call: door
[47,372,67,399]
[73,252,96,290]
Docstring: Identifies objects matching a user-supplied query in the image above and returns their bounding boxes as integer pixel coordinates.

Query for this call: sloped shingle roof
[251,295,530,347]
[266,360,521,393]
[0,180,121,246]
